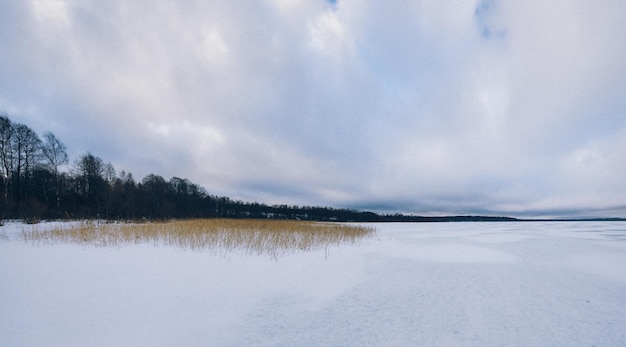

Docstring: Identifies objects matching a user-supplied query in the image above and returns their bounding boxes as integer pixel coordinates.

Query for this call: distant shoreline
[363,216,626,223]
[4,216,625,225]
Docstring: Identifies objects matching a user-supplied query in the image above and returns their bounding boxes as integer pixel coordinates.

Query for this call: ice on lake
[1,221,625,346]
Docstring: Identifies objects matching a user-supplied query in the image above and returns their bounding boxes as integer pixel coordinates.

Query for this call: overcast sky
[1,0,625,218]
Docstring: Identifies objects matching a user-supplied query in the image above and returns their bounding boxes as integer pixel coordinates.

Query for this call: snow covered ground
[1,221,625,346]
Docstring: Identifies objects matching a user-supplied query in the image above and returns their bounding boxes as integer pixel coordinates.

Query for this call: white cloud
[558,131,626,202]
[1,0,625,217]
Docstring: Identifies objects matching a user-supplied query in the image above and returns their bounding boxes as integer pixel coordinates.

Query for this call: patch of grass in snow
[20,219,375,258]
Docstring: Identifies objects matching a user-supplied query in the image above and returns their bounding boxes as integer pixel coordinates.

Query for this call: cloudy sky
[1,0,625,218]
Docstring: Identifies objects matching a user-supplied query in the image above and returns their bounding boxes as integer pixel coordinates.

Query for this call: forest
[0,113,385,222]
[1,113,527,223]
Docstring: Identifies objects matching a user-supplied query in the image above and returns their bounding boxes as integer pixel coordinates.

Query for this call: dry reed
[21,219,375,258]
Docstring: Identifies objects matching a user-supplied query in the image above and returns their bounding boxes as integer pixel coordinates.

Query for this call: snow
[1,221,626,346]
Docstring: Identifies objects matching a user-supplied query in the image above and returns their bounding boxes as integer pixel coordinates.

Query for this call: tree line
[1,113,529,223]
[0,113,396,223]
[0,113,213,221]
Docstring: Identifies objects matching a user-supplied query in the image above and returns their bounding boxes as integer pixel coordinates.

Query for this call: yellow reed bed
[21,219,375,258]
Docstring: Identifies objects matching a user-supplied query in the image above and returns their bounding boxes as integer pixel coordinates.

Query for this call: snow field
[1,221,625,346]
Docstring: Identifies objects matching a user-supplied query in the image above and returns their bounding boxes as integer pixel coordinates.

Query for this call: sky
[1,0,625,218]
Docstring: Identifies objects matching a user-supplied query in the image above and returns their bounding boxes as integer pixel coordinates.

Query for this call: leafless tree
[11,123,42,210]
[41,132,69,208]
[0,115,13,207]
[74,153,105,199]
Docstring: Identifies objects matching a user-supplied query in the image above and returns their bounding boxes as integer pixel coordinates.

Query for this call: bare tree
[11,123,42,211]
[103,162,116,184]
[74,153,108,216]
[41,132,69,209]
[75,153,105,195]
[0,115,13,207]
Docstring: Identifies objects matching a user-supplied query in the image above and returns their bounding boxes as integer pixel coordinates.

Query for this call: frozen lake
[1,221,625,346]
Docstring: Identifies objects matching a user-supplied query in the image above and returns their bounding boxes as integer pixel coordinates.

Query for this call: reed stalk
[21,219,375,258]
